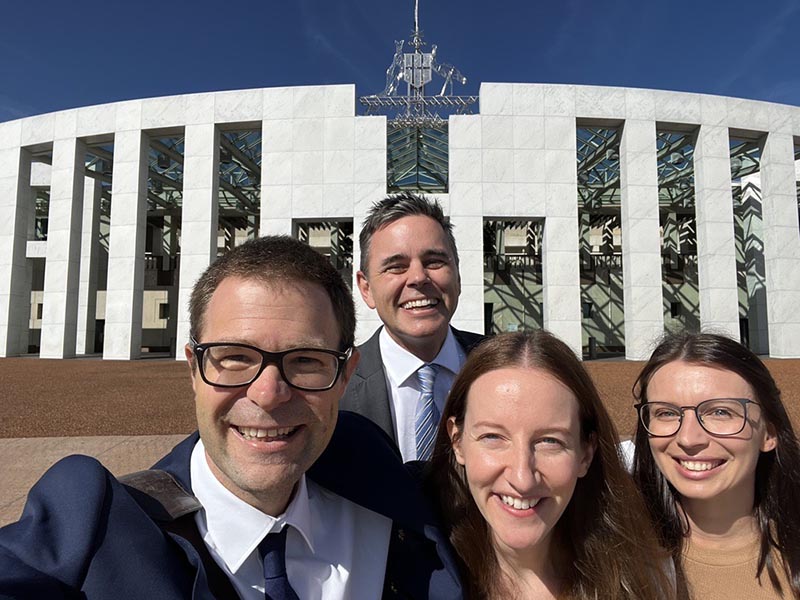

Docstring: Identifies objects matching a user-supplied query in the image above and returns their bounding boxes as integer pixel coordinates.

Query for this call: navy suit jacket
[340,327,484,444]
[0,412,462,600]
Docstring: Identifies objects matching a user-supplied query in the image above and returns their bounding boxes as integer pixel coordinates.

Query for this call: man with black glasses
[0,236,462,599]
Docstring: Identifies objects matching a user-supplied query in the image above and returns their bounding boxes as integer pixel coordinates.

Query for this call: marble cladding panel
[622,151,658,184]
[621,186,660,220]
[513,183,546,216]
[182,156,217,191]
[544,183,578,218]
[544,150,576,184]
[653,90,701,124]
[542,283,581,320]
[293,119,325,151]
[354,116,386,151]
[726,97,770,132]
[450,148,482,184]
[322,183,354,217]
[699,94,728,127]
[482,182,514,216]
[451,215,483,252]
[0,121,22,149]
[479,83,513,116]
[323,150,355,184]
[763,224,800,257]
[543,85,576,117]
[54,110,78,140]
[574,86,626,119]
[624,88,656,121]
[262,119,293,153]
[353,148,385,184]
[543,116,576,151]
[20,113,55,147]
[698,287,739,332]
[184,123,217,158]
[768,103,793,132]
[696,156,736,191]
[622,250,662,288]
[481,116,514,149]
[546,318,583,358]
[449,115,481,150]
[106,224,145,259]
[114,100,143,132]
[183,93,216,126]
[353,182,387,215]
[213,89,262,123]
[458,246,485,279]
[697,246,737,277]
[263,87,295,120]
[482,148,514,183]
[262,152,292,185]
[293,86,326,119]
[512,116,545,150]
[455,287,485,323]
[762,191,799,228]
[511,85,545,116]
[447,181,482,217]
[765,257,800,290]
[260,218,293,236]
[695,219,735,256]
[513,149,544,183]
[141,96,187,129]
[543,215,580,252]
[324,85,356,118]
[620,119,657,155]
[324,118,355,151]
[762,132,795,166]
[768,323,800,358]
[291,184,324,217]
[179,220,216,247]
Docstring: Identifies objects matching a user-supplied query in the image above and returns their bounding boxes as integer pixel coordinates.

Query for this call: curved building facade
[1,83,799,360]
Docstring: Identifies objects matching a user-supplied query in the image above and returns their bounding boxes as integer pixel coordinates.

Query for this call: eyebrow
[377,248,452,269]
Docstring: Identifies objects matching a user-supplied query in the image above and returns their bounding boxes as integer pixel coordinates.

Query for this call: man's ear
[340,348,360,388]
[184,344,198,393]
[447,417,465,465]
[356,271,376,309]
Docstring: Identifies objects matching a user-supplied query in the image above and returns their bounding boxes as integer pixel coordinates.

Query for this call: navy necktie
[415,363,439,461]
[258,527,299,600]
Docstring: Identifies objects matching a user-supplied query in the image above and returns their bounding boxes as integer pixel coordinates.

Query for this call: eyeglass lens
[640,399,748,436]
[201,345,340,389]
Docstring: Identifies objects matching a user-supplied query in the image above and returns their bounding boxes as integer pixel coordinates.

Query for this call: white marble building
[1,83,799,361]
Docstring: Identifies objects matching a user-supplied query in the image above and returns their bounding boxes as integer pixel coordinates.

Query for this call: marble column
[693,125,739,337]
[619,119,663,359]
[175,123,219,358]
[760,131,800,357]
[76,176,102,354]
[103,130,149,359]
[40,137,86,358]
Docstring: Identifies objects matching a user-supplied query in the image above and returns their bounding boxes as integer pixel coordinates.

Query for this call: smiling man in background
[341,193,483,462]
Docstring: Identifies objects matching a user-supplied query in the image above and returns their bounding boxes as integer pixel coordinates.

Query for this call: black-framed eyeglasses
[634,398,760,438]
[190,337,352,391]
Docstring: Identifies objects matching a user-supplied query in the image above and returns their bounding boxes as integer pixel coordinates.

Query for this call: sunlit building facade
[1,83,799,360]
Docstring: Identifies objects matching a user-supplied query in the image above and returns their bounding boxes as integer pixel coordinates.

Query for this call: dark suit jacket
[0,412,462,600]
[340,326,484,443]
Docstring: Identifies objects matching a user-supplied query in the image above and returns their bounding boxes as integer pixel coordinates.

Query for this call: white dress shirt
[190,439,392,600]
[379,327,467,462]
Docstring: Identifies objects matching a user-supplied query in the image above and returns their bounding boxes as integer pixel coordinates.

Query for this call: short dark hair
[359,191,458,273]
[632,331,800,598]
[189,236,355,350]
[428,331,672,599]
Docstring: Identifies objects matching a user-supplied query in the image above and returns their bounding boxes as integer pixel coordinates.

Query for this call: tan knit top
[682,535,792,599]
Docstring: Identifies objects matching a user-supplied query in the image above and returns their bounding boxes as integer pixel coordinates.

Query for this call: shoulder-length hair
[632,331,800,599]
[427,330,672,599]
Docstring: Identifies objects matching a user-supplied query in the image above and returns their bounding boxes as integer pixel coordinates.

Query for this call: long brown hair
[632,332,800,599]
[427,331,672,599]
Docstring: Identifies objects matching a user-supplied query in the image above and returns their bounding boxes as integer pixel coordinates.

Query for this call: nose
[246,364,292,409]
[675,409,709,450]
[506,445,537,492]
[407,260,429,286]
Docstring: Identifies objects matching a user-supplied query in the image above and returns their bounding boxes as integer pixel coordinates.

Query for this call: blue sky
[1,0,799,123]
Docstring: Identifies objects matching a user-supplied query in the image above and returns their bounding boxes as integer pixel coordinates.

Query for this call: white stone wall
[1,84,799,359]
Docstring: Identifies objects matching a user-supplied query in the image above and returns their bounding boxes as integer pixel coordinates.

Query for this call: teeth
[500,495,540,510]
[236,426,296,440]
[402,298,438,309]
[680,460,720,472]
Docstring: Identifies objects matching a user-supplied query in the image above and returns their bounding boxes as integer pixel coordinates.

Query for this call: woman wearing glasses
[633,332,800,599]
[427,331,673,599]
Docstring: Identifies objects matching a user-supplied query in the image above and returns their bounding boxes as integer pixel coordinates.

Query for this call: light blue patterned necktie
[415,363,439,461]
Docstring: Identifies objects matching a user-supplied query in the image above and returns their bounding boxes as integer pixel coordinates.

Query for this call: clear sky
[1,0,799,123]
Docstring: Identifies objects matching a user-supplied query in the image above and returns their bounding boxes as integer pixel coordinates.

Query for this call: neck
[682,493,758,551]
[390,328,448,363]
[493,542,561,600]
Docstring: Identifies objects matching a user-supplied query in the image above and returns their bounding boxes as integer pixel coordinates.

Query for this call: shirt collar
[379,326,461,387]
[190,439,315,573]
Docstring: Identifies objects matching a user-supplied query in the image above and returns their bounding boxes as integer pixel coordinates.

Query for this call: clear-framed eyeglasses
[634,398,760,438]
[190,337,352,391]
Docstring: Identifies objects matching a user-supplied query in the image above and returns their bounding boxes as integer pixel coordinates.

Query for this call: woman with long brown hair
[427,330,672,599]
[632,332,800,599]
